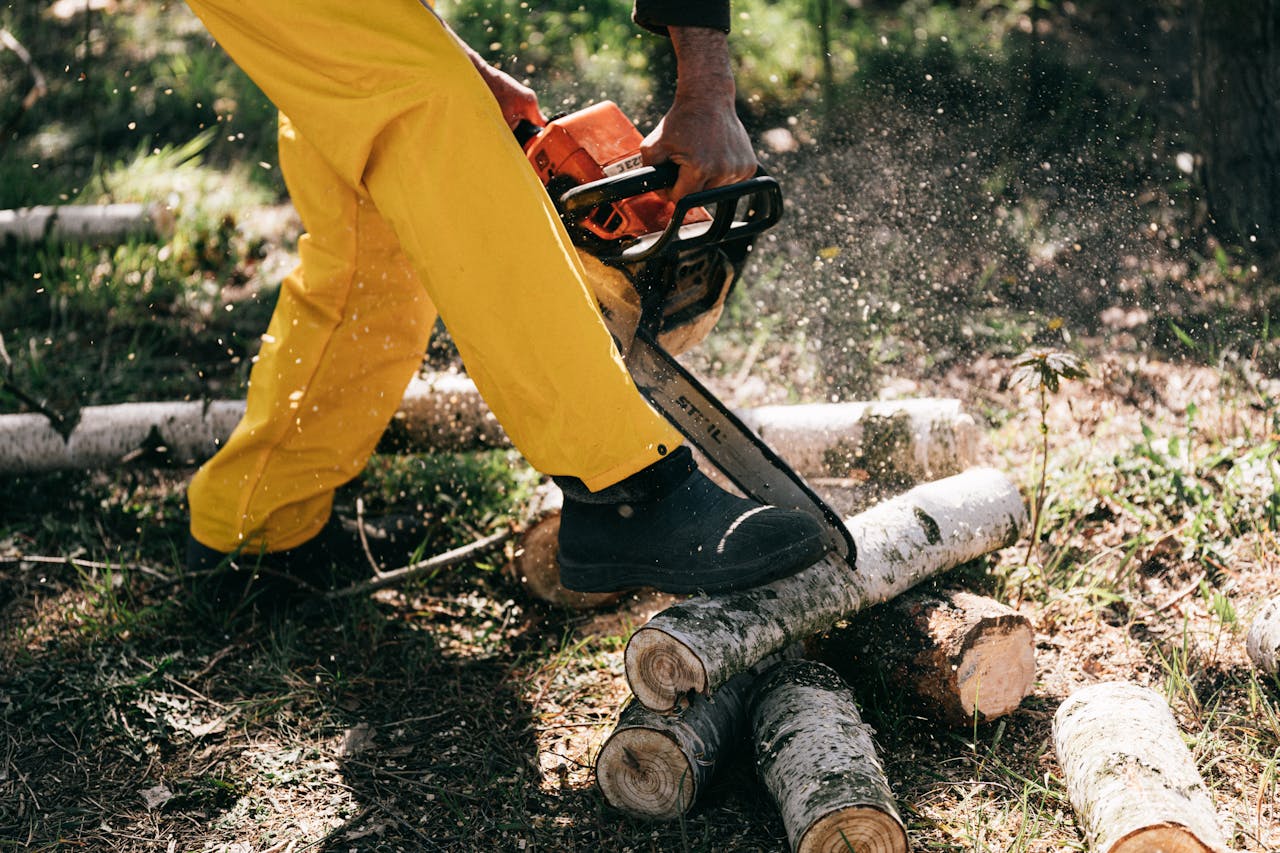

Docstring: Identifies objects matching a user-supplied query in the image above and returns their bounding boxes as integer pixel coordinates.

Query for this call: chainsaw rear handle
[557,164,784,262]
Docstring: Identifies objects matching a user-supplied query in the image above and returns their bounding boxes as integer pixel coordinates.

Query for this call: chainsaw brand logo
[603,154,643,177]
[675,394,725,444]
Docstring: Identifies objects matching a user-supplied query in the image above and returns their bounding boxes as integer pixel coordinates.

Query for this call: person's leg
[188,114,437,554]
[183,0,828,591]
[184,0,682,496]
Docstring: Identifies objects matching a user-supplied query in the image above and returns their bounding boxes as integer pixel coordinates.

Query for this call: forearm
[669,26,737,108]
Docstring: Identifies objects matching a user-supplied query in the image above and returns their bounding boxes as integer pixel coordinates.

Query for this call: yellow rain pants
[185,0,681,554]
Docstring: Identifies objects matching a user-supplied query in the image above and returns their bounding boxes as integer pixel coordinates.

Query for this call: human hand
[640,26,757,201]
[473,61,545,130]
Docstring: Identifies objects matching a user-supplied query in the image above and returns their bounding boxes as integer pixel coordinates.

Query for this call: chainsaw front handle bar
[557,164,784,262]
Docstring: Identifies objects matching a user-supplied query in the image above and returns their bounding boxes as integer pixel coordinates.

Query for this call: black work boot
[185,514,427,608]
[554,446,829,595]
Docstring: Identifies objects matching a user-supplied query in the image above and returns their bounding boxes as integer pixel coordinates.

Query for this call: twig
[0,375,77,439]
[0,553,171,581]
[324,527,514,599]
[1151,571,1208,614]
[0,27,48,110]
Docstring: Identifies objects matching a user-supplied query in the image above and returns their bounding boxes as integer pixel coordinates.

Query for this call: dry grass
[3,351,1280,851]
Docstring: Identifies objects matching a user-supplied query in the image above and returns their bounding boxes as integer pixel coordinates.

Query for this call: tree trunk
[2,380,973,479]
[1053,681,1231,853]
[507,484,622,610]
[0,372,496,474]
[0,203,166,243]
[751,660,907,853]
[812,589,1035,726]
[737,398,979,483]
[1246,595,1280,676]
[1193,0,1280,258]
[625,467,1026,712]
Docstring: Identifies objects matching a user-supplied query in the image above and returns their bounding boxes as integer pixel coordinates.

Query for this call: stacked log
[596,664,767,819]
[1246,595,1280,676]
[625,467,1026,713]
[811,588,1036,727]
[751,660,907,853]
[1053,681,1231,853]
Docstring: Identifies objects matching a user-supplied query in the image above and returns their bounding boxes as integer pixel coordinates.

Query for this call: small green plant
[1010,346,1089,571]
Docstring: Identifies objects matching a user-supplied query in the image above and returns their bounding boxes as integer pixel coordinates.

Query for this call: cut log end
[958,622,1036,721]
[596,727,696,819]
[1111,824,1223,853]
[625,628,707,712]
[510,513,621,610]
[799,806,908,853]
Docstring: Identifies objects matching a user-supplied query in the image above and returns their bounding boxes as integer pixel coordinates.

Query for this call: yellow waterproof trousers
[185,0,681,553]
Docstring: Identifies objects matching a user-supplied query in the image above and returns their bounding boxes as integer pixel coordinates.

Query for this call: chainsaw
[516,102,856,565]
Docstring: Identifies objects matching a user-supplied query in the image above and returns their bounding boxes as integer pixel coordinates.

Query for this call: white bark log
[625,467,1026,712]
[0,380,971,483]
[738,398,979,482]
[1246,596,1280,676]
[751,660,907,853]
[0,401,247,473]
[1053,681,1231,853]
[0,204,165,243]
[0,372,495,474]
[814,589,1036,726]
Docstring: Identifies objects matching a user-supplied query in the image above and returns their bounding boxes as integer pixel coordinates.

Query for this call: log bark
[1053,681,1231,853]
[0,204,166,243]
[1,381,973,479]
[738,398,979,482]
[625,467,1026,712]
[0,372,495,474]
[0,400,248,473]
[507,484,622,610]
[1246,595,1280,676]
[751,660,907,853]
[813,589,1035,726]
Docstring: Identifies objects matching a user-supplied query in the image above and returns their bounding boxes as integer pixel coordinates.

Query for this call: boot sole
[558,534,830,595]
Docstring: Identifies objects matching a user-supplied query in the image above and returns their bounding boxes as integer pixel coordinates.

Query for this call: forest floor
[3,327,1279,852]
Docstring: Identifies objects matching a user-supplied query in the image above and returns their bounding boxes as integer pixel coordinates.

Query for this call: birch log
[626,467,1026,712]
[0,372,495,474]
[738,398,979,482]
[1246,595,1280,676]
[814,589,1035,726]
[751,660,907,853]
[596,668,756,819]
[1,384,971,480]
[507,483,621,610]
[1053,681,1231,853]
[0,203,166,243]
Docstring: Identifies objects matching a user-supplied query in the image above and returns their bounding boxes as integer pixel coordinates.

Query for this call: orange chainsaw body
[520,101,708,244]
